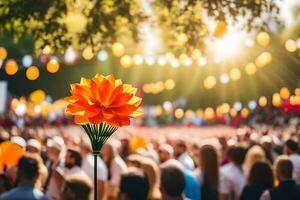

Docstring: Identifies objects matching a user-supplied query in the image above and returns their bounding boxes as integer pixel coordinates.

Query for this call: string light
[248,100,257,110]
[157,56,167,66]
[46,59,60,73]
[5,59,18,75]
[229,68,241,81]
[258,96,267,107]
[233,102,242,111]
[280,87,290,100]
[133,54,143,65]
[120,55,132,68]
[112,42,125,57]
[26,66,40,81]
[0,47,7,60]
[145,56,155,66]
[256,31,270,46]
[241,108,249,118]
[285,39,297,52]
[219,73,230,84]
[175,108,184,119]
[197,57,207,66]
[204,76,216,89]
[245,62,257,75]
[82,46,94,60]
[272,93,281,107]
[97,50,108,61]
[204,107,215,120]
[22,55,33,67]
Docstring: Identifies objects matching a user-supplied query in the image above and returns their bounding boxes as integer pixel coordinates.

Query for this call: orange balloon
[0,141,24,168]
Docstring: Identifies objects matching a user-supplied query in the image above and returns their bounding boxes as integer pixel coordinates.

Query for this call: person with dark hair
[260,156,300,200]
[284,139,300,185]
[240,161,274,200]
[196,145,219,200]
[160,159,187,200]
[64,149,88,178]
[0,156,51,200]
[61,175,93,200]
[0,174,11,195]
[174,140,195,171]
[220,146,247,200]
[119,168,149,200]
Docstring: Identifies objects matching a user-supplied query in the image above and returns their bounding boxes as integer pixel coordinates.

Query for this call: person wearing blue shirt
[0,156,51,200]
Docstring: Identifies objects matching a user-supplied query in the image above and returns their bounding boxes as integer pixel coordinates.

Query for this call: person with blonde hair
[244,145,266,176]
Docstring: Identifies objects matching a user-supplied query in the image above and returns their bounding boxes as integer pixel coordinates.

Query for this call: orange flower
[65,74,143,127]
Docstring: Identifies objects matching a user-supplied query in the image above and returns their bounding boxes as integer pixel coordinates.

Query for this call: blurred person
[0,156,51,200]
[64,148,87,177]
[26,139,42,154]
[139,158,161,200]
[241,161,274,200]
[174,140,195,171]
[219,146,247,200]
[196,145,219,200]
[284,139,300,185]
[158,144,174,164]
[120,138,131,161]
[126,154,143,168]
[218,136,230,166]
[260,156,300,200]
[45,136,65,200]
[260,136,275,164]
[61,175,93,200]
[80,138,107,200]
[160,159,187,200]
[119,167,149,200]
[244,145,266,176]
[0,174,11,195]
[101,141,127,200]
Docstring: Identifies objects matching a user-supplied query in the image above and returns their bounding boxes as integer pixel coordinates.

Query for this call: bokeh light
[285,39,297,52]
[219,73,230,84]
[233,102,242,111]
[175,108,184,119]
[258,96,267,107]
[229,68,241,81]
[204,76,217,89]
[22,55,33,67]
[165,79,175,90]
[0,47,7,60]
[245,62,257,75]
[133,54,143,65]
[46,59,60,73]
[280,87,290,99]
[120,55,132,68]
[204,107,215,120]
[97,50,108,61]
[30,90,46,104]
[112,42,125,57]
[272,93,281,107]
[256,31,270,46]
[5,59,18,75]
[197,57,207,67]
[82,46,94,60]
[255,51,272,68]
[26,66,40,81]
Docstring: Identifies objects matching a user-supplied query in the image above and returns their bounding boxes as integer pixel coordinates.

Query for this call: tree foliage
[0,0,279,55]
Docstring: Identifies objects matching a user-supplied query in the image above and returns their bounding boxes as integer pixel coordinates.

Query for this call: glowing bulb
[197,57,207,66]
[229,68,241,81]
[145,56,155,65]
[245,38,254,47]
[248,100,257,110]
[112,42,125,57]
[256,31,270,46]
[26,66,40,81]
[82,47,94,60]
[171,59,180,68]
[245,62,257,75]
[272,93,281,107]
[219,73,229,84]
[97,50,108,61]
[0,47,7,60]
[285,39,297,52]
[22,55,33,67]
[233,102,242,111]
[64,47,77,64]
[46,59,60,73]
[120,55,132,68]
[204,107,215,120]
[258,96,267,107]
[183,57,192,67]
[15,103,27,116]
[204,76,216,89]
[175,108,184,119]
[157,56,167,66]
[280,87,290,100]
[165,79,175,90]
[5,59,18,75]
[133,54,143,65]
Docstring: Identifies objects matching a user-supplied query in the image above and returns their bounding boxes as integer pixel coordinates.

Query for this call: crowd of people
[0,124,300,200]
